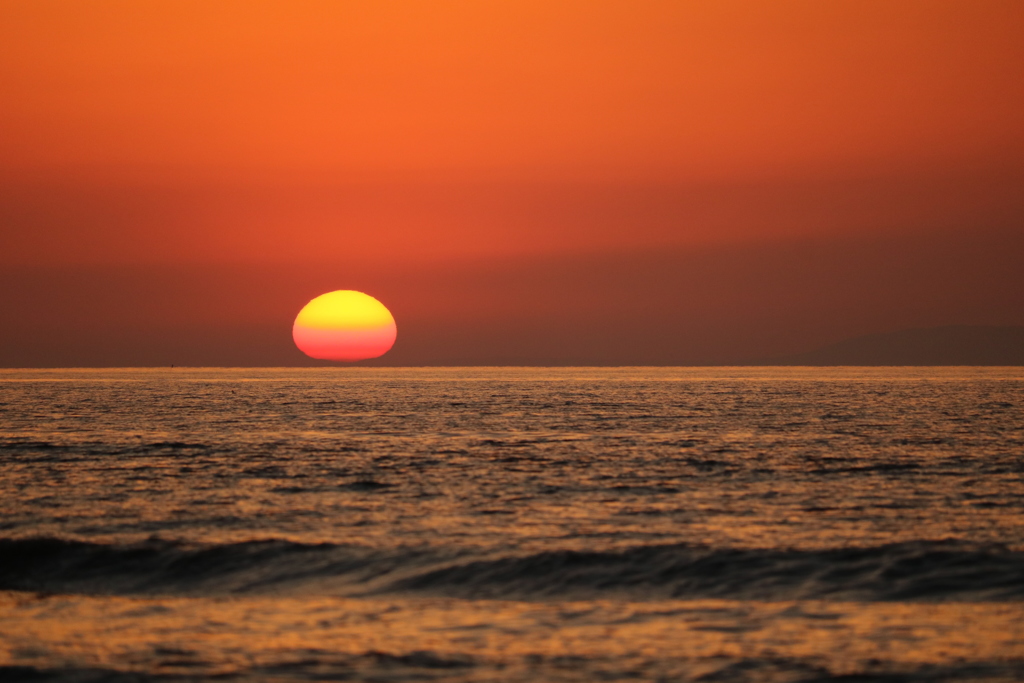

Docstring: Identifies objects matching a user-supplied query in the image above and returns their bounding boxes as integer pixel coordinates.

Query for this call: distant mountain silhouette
[762,325,1024,366]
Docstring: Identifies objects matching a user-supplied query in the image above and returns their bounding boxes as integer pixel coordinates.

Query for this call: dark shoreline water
[2,368,1023,681]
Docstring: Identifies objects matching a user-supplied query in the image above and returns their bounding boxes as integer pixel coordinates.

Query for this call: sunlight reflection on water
[1,368,1022,681]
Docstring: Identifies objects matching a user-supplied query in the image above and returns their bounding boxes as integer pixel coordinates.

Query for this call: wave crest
[1,537,1021,602]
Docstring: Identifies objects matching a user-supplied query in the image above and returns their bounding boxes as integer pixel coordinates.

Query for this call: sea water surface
[1,367,1023,682]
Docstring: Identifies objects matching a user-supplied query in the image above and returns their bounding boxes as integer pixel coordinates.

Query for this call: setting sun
[292,290,397,361]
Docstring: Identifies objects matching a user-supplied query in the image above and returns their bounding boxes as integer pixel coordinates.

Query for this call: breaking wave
[2,537,1022,602]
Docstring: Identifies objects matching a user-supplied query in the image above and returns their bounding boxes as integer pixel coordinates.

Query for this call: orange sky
[1,1,1022,364]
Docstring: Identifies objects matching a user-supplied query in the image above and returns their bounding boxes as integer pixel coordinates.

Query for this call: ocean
[1,367,1022,682]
